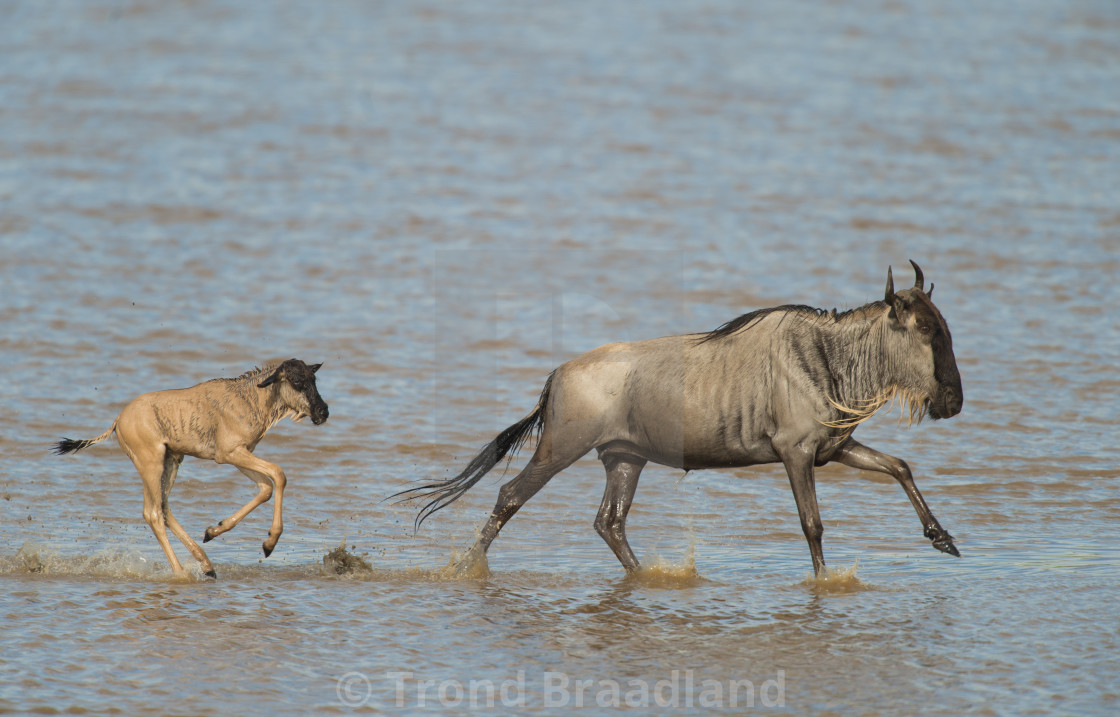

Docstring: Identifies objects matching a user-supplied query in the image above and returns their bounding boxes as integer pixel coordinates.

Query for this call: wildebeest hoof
[203,529,215,543]
[204,569,217,579]
[933,538,960,557]
[262,543,274,558]
[924,527,960,557]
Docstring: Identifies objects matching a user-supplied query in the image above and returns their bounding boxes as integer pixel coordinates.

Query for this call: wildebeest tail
[393,373,554,529]
[52,423,116,455]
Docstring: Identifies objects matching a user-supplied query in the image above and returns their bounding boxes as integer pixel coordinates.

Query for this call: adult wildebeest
[53,359,328,578]
[396,261,962,576]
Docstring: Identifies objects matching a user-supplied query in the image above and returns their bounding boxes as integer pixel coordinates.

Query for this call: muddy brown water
[2,0,1118,714]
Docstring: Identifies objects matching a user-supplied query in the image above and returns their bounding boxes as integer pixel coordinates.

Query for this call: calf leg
[203,467,273,544]
[832,439,959,557]
[131,449,188,577]
[594,453,645,572]
[206,447,287,557]
[117,423,188,577]
[158,453,216,578]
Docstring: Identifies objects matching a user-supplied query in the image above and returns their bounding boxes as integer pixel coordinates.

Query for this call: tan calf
[53,359,328,578]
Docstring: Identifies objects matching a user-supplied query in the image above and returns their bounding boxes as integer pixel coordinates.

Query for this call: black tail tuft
[392,373,554,529]
[53,438,90,455]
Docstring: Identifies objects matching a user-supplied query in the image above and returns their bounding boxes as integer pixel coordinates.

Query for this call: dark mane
[695,303,877,344]
[213,363,279,382]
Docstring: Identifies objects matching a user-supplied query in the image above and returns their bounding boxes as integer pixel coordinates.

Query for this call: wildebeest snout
[931,384,962,420]
[311,399,329,425]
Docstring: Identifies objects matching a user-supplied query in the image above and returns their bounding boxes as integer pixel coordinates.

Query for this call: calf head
[259,359,329,425]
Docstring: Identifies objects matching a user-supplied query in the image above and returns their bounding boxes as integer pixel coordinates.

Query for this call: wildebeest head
[883,261,963,420]
[258,359,329,425]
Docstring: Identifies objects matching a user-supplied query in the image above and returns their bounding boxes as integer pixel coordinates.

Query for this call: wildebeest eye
[917,323,933,335]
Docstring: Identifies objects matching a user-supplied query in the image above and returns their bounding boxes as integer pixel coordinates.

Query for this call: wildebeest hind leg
[470,444,583,560]
[132,451,188,577]
[158,452,216,577]
[594,453,645,572]
[831,439,959,557]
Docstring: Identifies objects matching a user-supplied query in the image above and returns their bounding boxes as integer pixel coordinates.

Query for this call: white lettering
[385,671,412,707]
[416,679,437,707]
[624,678,649,708]
[500,671,526,707]
[699,679,723,708]
[437,679,463,707]
[469,679,495,708]
[366,668,787,709]
[596,679,621,708]
[573,679,595,707]
[729,678,755,708]
[543,671,569,707]
[654,670,679,707]
[761,670,786,707]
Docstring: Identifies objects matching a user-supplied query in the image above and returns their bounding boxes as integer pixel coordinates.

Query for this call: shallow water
[2,0,1119,714]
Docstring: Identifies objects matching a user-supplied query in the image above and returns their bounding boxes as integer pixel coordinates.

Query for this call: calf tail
[52,422,117,456]
[393,372,554,529]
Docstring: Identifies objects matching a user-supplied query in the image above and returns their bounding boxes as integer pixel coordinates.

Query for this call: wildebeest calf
[53,359,328,578]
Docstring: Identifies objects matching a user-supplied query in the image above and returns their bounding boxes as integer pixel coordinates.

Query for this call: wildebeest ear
[884,266,896,303]
[887,292,912,326]
[927,282,935,298]
[258,367,283,388]
[309,363,322,374]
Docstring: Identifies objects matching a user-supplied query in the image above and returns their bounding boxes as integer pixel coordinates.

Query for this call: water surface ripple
[1,0,1118,714]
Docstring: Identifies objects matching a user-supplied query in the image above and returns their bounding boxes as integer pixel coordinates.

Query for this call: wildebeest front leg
[778,446,827,575]
[202,467,273,544]
[832,439,959,557]
[594,453,645,572]
[205,447,287,557]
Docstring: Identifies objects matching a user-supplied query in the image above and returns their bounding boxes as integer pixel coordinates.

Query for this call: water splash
[436,543,491,580]
[0,541,166,580]
[801,561,869,594]
[628,543,705,588]
[322,543,374,576]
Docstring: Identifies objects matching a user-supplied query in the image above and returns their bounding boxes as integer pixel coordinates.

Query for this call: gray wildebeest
[396,261,963,576]
[53,359,328,578]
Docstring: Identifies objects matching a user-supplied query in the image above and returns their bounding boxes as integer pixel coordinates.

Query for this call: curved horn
[909,259,924,292]
[884,265,895,302]
[928,282,934,298]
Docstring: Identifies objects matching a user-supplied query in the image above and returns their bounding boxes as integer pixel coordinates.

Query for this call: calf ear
[309,363,322,374]
[258,367,283,388]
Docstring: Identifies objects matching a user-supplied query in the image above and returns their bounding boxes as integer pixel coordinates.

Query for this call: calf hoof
[204,569,217,579]
[262,542,274,558]
[203,522,222,543]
